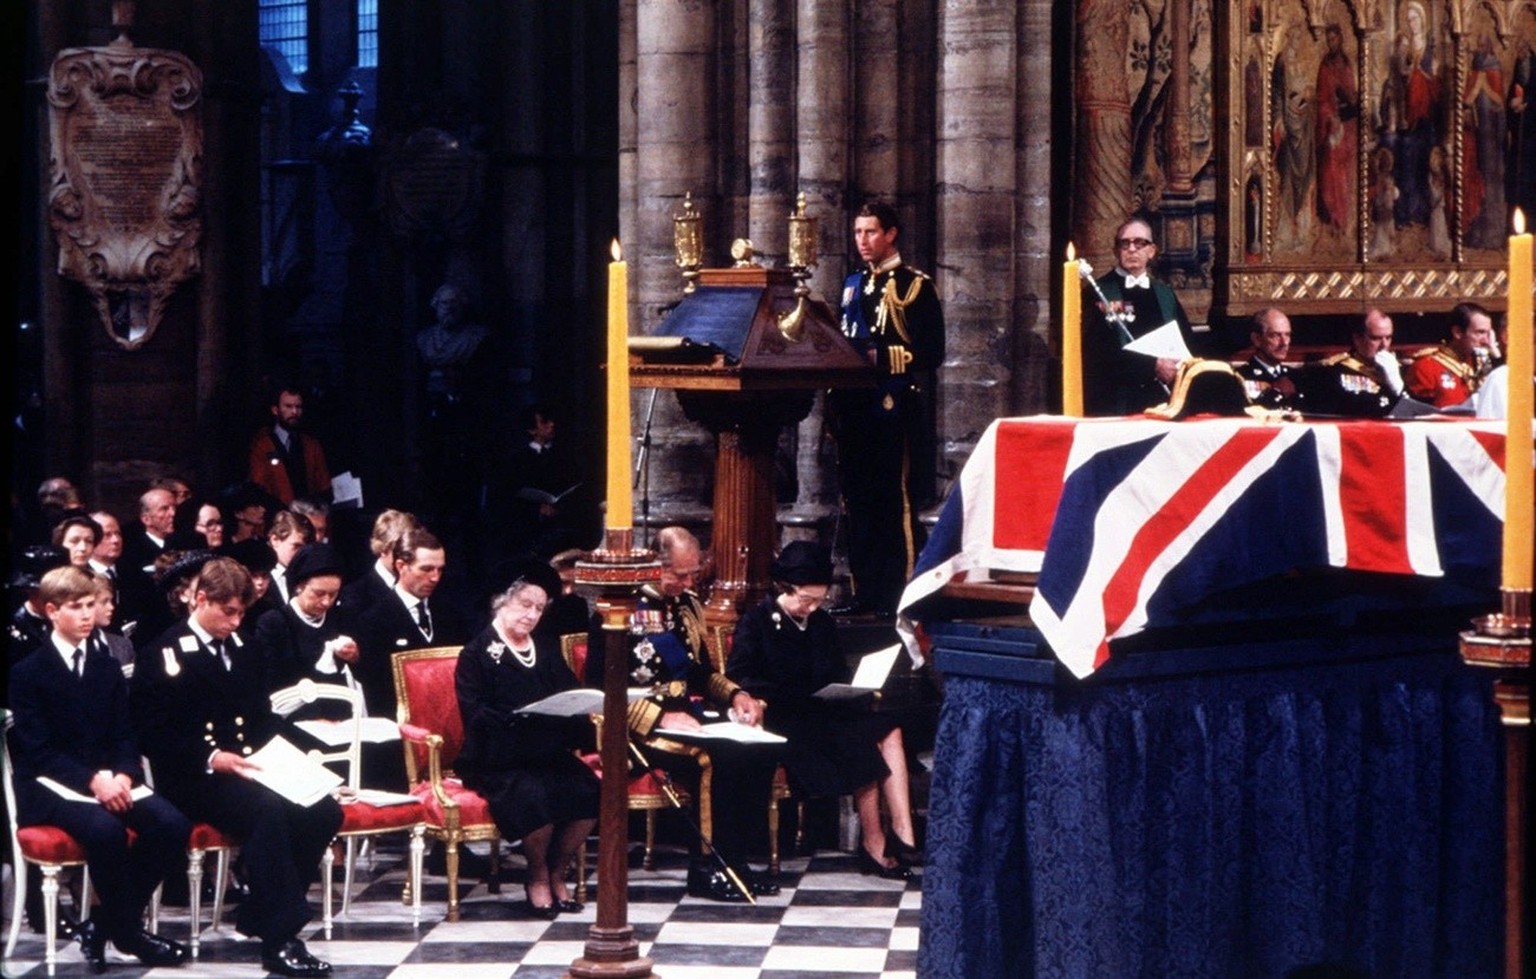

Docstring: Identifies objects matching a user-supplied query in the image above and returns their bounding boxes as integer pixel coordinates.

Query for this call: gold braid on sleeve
[876,276,924,346]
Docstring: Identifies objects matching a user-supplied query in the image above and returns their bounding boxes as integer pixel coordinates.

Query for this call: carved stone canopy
[47,35,203,350]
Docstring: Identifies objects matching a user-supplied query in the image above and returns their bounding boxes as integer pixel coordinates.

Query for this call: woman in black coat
[726,540,921,879]
[455,558,597,918]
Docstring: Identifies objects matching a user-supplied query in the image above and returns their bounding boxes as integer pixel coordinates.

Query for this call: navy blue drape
[919,653,1503,979]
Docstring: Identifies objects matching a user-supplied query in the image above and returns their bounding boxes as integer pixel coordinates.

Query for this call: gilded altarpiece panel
[1223,0,1536,315]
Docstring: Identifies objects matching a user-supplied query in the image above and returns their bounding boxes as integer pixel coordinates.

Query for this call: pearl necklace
[508,641,537,669]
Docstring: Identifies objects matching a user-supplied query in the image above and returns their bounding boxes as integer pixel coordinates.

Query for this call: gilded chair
[269,680,425,936]
[560,633,689,875]
[2,709,95,975]
[390,645,501,921]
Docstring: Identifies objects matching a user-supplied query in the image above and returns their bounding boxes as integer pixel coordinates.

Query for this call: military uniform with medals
[1237,356,1305,411]
[1303,352,1400,417]
[831,253,946,614]
[1404,343,1478,408]
[583,585,777,894]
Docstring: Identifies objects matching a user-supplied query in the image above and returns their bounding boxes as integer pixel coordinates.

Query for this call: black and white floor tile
[2,843,922,978]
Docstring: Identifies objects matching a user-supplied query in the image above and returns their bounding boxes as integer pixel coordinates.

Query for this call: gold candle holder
[673,192,702,294]
[778,192,819,340]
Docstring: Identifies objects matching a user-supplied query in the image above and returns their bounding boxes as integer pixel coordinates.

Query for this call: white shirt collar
[51,632,84,667]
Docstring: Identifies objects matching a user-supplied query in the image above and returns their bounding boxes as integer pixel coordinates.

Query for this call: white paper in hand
[246,735,344,807]
[1122,320,1192,361]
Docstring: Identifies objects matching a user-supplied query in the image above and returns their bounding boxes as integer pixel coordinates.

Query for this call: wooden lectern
[630,265,871,633]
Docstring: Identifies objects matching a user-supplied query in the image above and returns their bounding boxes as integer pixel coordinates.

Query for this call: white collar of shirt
[1252,357,1284,377]
[373,562,395,587]
[88,559,111,576]
[186,619,239,651]
[51,632,84,669]
[527,440,547,453]
[1116,267,1151,290]
[290,598,325,628]
[274,423,293,450]
[146,531,166,548]
[394,583,423,613]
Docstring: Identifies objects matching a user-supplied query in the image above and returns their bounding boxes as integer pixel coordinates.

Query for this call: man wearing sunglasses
[1083,217,1196,415]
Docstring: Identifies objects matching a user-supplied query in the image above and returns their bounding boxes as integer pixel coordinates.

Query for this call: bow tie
[1123,274,1151,290]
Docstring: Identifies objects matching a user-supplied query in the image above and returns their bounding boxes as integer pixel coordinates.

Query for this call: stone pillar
[1012,0,1055,416]
[853,0,900,201]
[632,0,719,535]
[788,0,852,556]
[1074,0,1133,271]
[747,0,794,262]
[935,2,1017,466]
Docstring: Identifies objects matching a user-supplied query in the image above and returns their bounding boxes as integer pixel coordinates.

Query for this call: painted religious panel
[1219,0,1536,316]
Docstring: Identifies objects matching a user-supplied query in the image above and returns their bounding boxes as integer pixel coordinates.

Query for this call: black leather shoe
[856,847,913,881]
[554,898,585,914]
[27,908,80,939]
[745,870,780,896]
[686,864,750,902]
[74,919,108,974]
[261,938,333,977]
[115,928,190,967]
[884,836,924,867]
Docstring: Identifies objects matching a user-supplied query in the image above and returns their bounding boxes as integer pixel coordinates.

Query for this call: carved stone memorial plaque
[381,127,484,240]
[48,35,202,349]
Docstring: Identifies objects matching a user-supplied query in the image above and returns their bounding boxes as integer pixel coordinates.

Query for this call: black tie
[72,648,84,678]
[415,601,433,638]
[211,639,230,671]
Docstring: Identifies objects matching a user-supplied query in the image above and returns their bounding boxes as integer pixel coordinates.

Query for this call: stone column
[747,0,794,261]
[788,0,852,555]
[1074,0,1133,271]
[853,0,900,201]
[1012,0,1055,416]
[632,0,719,534]
[935,1,1017,467]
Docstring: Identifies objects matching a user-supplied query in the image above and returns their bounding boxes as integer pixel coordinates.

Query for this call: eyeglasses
[1115,237,1154,250]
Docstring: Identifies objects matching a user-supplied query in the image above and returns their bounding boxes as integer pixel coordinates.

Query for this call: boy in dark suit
[8,565,192,971]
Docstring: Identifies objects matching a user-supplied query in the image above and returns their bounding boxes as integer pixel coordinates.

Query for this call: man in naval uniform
[1304,308,1403,417]
[1083,216,1197,416]
[582,526,779,902]
[1237,307,1305,411]
[132,556,341,977]
[1404,301,1495,408]
[830,201,946,618]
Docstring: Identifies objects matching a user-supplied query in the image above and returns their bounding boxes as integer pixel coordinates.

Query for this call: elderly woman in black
[455,557,597,918]
[726,540,921,878]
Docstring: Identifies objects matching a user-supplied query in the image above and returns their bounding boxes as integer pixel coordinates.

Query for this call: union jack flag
[899,416,1513,678]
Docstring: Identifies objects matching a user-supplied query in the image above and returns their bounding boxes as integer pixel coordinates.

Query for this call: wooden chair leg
[4,860,24,959]
[40,865,62,975]
[794,801,807,855]
[643,810,657,871]
[768,797,782,875]
[444,841,461,922]
[573,840,588,905]
[407,828,424,925]
[186,848,204,958]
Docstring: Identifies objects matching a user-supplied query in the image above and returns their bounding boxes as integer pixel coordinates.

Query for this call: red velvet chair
[390,645,501,921]
[3,708,96,975]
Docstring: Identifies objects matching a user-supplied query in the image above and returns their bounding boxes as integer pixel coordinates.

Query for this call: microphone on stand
[634,387,660,551]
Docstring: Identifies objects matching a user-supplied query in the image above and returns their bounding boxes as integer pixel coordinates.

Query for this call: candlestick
[607,239,634,532]
[1062,243,1083,417]
[1506,211,1533,593]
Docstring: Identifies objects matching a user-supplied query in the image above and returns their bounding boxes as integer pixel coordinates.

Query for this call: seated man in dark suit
[132,557,341,977]
[9,566,192,971]
[337,508,419,617]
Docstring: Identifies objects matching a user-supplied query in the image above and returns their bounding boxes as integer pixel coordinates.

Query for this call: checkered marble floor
[2,842,922,977]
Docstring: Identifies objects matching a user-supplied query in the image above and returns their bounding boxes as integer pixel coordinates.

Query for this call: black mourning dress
[454,626,599,841]
[726,597,897,798]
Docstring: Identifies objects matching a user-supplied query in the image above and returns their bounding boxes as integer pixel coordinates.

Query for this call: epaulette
[905,266,932,281]
[1318,351,1350,367]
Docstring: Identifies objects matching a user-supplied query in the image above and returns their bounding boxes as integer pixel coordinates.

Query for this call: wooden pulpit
[629,265,871,634]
